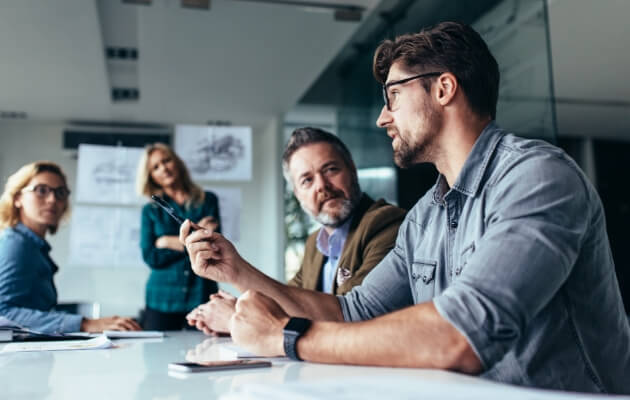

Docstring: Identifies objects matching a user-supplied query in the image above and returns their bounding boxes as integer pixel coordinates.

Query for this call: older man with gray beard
[186,127,405,335]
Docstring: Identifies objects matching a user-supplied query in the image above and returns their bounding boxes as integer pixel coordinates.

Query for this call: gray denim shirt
[338,122,630,394]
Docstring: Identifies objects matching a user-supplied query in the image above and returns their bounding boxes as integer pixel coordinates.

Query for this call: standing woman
[0,161,140,333]
[136,143,220,330]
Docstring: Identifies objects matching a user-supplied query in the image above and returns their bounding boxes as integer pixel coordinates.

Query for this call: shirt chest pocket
[411,259,437,302]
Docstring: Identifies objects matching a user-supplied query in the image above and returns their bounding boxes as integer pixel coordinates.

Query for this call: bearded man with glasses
[181,22,630,393]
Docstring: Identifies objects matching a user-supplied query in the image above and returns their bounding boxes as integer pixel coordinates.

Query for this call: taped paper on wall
[76,144,144,205]
[69,205,143,267]
[175,125,252,181]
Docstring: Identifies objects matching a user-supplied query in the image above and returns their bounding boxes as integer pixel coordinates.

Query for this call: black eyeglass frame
[22,184,71,201]
[382,72,444,111]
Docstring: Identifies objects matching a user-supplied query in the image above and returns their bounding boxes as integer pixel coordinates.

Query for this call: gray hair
[282,127,357,189]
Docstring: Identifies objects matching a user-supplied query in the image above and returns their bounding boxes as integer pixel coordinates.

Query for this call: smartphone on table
[168,360,272,373]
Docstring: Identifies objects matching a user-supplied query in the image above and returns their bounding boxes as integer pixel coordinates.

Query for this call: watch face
[284,317,311,334]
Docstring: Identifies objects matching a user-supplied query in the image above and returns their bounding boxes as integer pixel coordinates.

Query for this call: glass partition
[284,0,558,279]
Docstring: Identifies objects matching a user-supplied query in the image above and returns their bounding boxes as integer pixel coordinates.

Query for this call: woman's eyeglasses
[22,184,71,201]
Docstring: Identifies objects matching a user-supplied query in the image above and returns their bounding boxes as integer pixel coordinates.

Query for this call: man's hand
[179,219,245,284]
[186,290,236,335]
[80,316,142,333]
[185,304,213,335]
[230,290,288,357]
[197,216,219,232]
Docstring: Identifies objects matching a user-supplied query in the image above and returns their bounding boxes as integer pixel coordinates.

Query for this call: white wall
[0,118,285,316]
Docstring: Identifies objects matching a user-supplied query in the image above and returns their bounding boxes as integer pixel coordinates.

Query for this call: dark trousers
[141,307,192,331]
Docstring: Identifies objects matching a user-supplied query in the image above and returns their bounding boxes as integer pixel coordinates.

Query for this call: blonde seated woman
[0,161,141,333]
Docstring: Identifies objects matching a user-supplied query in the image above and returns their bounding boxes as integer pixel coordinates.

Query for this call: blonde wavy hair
[136,143,204,206]
[0,161,70,234]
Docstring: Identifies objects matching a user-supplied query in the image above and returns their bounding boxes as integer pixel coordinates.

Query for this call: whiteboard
[76,144,144,205]
[68,205,143,267]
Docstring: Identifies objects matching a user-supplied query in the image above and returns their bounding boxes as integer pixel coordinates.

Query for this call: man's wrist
[233,260,259,290]
[283,317,312,361]
[277,316,290,355]
[80,318,90,332]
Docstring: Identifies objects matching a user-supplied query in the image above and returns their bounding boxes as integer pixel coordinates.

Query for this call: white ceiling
[0,0,627,140]
[0,0,379,126]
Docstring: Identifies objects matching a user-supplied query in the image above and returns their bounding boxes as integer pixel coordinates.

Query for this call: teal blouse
[140,191,219,313]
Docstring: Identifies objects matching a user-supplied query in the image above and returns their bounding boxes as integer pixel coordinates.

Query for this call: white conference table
[0,331,623,400]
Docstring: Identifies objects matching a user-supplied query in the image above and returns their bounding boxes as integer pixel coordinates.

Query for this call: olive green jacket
[288,194,405,295]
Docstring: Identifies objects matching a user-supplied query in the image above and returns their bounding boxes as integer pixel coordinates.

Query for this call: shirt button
[183,270,190,276]
[450,220,458,229]
[181,288,187,293]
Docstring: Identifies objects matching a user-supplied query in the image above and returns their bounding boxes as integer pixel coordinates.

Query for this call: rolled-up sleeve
[0,303,83,334]
[433,154,589,369]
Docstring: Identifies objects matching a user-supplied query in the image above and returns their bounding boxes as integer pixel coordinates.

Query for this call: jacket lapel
[333,194,374,293]
[302,231,326,291]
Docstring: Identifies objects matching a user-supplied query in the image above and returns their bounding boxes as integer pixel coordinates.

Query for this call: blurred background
[0,0,627,316]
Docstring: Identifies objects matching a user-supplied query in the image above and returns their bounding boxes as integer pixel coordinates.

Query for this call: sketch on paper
[175,125,252,181]
[92,161,135,184]
[68,205,143,268]
[191,134,245,174]
[76,144,144,205]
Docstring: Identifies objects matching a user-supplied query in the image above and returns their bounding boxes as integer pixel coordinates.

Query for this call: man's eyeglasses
[382,72,443,111]
[22,184,71,201]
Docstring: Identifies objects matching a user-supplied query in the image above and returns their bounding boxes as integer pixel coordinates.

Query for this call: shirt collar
[316,216,353,258]
[14,223,51,253]
[433,121,504,201]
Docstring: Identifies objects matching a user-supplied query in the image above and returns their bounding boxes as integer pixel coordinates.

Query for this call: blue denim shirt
[339,122,630,394]
[0,223,82,333]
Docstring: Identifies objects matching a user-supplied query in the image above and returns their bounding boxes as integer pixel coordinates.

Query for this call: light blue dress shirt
[316,218,352,294]
[0,223,83,333]
[338,122,630,393]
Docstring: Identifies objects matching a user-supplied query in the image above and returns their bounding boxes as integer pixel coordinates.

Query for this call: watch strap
[283,317,311,361]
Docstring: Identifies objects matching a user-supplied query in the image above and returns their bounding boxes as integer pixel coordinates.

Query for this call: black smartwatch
[283,317,311,361]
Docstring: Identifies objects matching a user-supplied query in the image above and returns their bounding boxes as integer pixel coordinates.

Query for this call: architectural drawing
[76,144,144,205]
[190,134,245,174]
[175,125,252,181]
[69,205,143,267]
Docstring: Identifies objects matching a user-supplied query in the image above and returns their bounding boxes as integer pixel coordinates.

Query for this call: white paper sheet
[68,205,143,267]
[175,125,252,181]
[103,330,163,338]
[204,187,241,243]
[0,335,113,353]
[76,144,145,205]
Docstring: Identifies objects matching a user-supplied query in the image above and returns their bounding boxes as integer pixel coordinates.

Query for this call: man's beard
[301,178,362,229]
[393,100,442,168]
